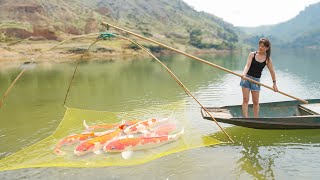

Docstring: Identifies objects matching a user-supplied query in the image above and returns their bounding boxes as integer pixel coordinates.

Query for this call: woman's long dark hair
[259,38,271,64]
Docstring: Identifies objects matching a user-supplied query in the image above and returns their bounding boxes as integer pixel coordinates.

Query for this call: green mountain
[0,0,238,50]
[240,2,320,48]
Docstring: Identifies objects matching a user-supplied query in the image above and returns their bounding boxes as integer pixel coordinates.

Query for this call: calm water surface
[1,48,320,179]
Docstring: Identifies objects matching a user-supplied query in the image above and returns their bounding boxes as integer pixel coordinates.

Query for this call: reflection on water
[212,127,320,179]
[236,145,276,179]
[1,48,320,178]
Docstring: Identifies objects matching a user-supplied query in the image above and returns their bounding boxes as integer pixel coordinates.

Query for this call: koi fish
[83,119,141,131]
[103,128,184,159]
[144,123,177,137]
[54,132,96,155]
[123,117,170,135]
[74,128,124,156]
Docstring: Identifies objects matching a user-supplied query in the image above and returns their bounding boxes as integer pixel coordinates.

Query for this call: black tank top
[247,52,266,78]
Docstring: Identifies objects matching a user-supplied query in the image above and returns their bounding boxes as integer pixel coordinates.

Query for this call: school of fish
[54,117,183,159]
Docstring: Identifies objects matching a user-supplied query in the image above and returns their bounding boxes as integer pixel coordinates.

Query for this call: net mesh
[0,102,221,171]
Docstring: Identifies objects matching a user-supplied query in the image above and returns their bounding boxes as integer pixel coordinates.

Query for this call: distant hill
[0,0,238,50]
[240,2,320,48]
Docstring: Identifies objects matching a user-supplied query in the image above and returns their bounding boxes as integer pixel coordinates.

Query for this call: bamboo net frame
[101,22,308,104]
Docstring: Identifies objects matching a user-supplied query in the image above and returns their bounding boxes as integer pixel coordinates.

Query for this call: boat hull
[201,99,320,129]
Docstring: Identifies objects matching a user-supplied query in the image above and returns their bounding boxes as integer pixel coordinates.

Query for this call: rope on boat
[100,22,308,104]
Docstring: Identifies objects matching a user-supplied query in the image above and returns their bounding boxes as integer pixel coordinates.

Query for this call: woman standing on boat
[240,38,278,118]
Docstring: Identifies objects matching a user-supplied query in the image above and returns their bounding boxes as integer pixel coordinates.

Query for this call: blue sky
[183,0,320,27]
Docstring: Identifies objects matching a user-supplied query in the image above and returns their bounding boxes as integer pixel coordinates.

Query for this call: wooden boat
[201,99,320,129]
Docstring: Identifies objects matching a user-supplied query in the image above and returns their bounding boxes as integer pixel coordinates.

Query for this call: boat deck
[299,103,320,115]
[201,107,233,119]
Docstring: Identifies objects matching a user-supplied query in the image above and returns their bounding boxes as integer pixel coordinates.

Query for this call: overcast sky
[183,0,320,27]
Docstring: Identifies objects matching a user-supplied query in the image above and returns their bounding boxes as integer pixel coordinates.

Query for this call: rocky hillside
[0,0,238,49]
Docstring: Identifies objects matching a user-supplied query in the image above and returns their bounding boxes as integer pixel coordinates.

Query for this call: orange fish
[74,128,123,156]
[123,117,169,134]
[83,119,141,131]
[145,123,177,137]
[103,128,184,159]
[54,132,96,155]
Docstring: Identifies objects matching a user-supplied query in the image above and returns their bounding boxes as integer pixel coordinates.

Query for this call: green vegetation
[0,21,32,31]
[188,28,235,49]
[126,43,165,53]
[0,0,239,51]
[0,33,17,42]
[144,45,165,53]
[0,33,8,42]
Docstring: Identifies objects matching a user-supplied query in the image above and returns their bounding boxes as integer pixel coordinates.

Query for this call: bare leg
[241,87,250,118]
[251,91,260,118]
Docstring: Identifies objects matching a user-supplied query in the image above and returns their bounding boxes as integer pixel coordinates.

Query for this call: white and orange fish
[103,128,184,159]
[83,119,141,131]
[54,132,96,155]
[145,123,177,137]
[123,117,170,134]
[73,126,125,156]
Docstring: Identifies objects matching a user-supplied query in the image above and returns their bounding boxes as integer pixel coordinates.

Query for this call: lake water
[1,48,320,179]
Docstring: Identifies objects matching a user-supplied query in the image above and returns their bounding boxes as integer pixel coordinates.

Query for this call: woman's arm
[266,58,278,92]
[242,52,254,77]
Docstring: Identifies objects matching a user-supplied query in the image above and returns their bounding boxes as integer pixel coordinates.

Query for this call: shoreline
[0,39,238,65]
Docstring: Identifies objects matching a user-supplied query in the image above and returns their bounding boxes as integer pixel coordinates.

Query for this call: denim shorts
[240,75,261,91]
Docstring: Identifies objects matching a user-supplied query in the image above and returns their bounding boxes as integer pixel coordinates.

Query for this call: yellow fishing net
[0,102,221,171]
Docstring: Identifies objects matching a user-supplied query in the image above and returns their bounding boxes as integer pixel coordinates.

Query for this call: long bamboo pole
[116,34,234,143]
[0,68,27,108]
[101,22,308,104]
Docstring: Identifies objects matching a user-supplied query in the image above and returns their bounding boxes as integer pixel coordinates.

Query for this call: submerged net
[0,102,222,171]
